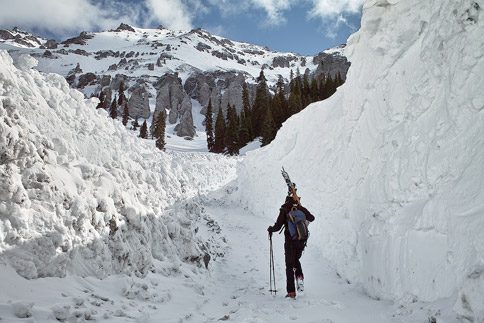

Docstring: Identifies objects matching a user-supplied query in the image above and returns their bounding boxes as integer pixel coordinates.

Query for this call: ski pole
[269,233,277,295]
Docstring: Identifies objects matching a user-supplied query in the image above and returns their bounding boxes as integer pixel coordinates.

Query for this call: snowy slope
[0,25,327,87]
[0,50,237,283]
[236,0,484,320]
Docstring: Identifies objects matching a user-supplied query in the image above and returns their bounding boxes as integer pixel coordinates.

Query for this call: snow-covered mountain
[0,24,350,138]
[237,0,484,321]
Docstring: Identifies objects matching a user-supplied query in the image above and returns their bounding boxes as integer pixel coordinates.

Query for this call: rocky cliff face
[155,73,195,137]
[185,71,256,117]
[0,25,350,138]
[128,85,151,120]
[313,45,350,81]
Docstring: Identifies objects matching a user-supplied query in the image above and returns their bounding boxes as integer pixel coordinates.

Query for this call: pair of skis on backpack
[282,167,309,241]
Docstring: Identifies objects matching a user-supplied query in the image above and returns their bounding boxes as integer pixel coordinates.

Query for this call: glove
[267,226,273,238]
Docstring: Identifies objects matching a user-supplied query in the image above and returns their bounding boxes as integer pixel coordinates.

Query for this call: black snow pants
[284,240,306,293]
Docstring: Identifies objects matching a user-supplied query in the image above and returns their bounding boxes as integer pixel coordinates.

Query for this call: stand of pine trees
[93,81,165,150]
[206,69,345,155]
[92,71,344,155]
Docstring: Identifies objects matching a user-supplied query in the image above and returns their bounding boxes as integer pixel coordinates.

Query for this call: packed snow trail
[151,195,450,323]
[0,183,458,323]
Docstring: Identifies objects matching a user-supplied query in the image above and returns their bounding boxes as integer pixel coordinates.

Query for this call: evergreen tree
[336,72,344,88]
[251,69,269,138]
[318,75,326,100]
[132,117,140,130]
[277,80,289,123]
[213,106,226,153]
[288,93,302,116]
[310,78,319,102]
[118,81,127,107]
[110,95,118,119]
[122,102,129,126]
[302,73,311,106]
[324,74,334,99]
[205,99,215,152]
[260,106,276,146]
[153,110,166,150]
[96,91,105,109]
[289,69,294,92]
[225,104,239,155]
[242,82,253,140]
[271,94,283,129]
[139,120,148,138]
[238,110,250,148]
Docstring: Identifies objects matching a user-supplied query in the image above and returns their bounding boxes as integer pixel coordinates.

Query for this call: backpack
[287,208,309,240]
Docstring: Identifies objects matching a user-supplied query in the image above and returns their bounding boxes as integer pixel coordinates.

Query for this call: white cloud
[306,0,364,39]
[308,0,365,18]
[0,0,141,38]
[250,0,294,25]
[145,0,195,31]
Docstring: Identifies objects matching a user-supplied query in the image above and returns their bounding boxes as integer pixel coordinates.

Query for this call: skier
[267,195,315,299]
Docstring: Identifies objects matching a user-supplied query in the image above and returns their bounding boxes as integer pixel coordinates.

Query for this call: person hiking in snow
[267,195,315,299]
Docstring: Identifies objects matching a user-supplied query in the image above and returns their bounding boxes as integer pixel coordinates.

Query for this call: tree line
[93,69,344,155]
[94,81,166,151]
[205,69,344,155]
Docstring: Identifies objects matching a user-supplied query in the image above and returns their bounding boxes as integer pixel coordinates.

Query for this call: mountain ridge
[0,24,350,139]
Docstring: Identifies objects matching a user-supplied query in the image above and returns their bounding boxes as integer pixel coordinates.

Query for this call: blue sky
[0,0,364,56]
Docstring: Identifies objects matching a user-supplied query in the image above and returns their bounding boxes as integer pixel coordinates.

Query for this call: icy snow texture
[237,0,484,320]
[0,50,236,280]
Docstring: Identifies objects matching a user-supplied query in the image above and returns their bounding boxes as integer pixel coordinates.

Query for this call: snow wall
[0,50,236,279]
[236,0,484,320]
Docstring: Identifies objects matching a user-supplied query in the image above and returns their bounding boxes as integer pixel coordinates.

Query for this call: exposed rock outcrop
[128,86,151,120]
[77,73,97,88]
[272,56,298,68]
[313,48,351,81]
[62,32,94,46]
[115,23,136,33]
[45,40,58,49]
[0,30,14,40]
[154,74,195,137]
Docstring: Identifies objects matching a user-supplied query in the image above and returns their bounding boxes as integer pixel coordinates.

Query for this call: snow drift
[237,0,484,320]
[0,50,236,280]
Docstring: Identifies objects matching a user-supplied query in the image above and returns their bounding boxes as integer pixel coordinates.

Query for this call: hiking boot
[285,292,296,299]
[296,276,304,292]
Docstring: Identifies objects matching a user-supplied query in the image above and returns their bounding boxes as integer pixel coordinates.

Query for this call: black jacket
[271,201,315,241]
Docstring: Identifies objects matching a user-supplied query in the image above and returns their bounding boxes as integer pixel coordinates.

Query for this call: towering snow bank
[0,50,236,279]
[237,0,484,320]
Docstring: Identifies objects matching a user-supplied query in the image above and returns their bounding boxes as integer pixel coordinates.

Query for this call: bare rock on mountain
[174,96,195,138]
[62,31,94,46]
[313,48,351,81]
[45,40,58,49]
[115,23,136,33]
[272,56,297,68]
[199,83,211,109]
[111,74,128,92]
[0,30,14,40]
[100,75,111,88]
[154,74,195,137]
[77,73,97,88]
[128,86,150,120]
[220,73,245,114]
